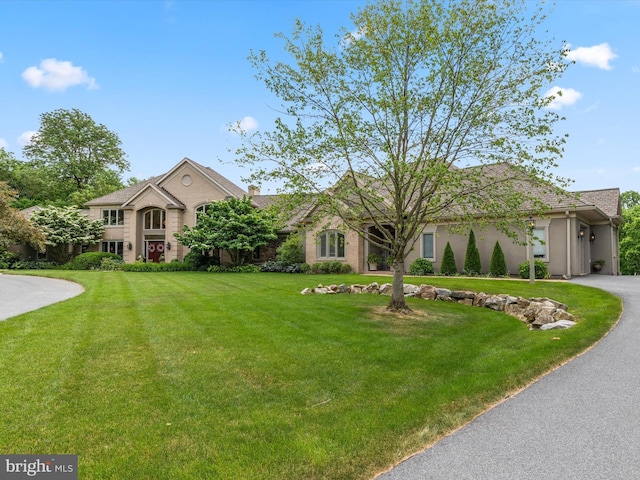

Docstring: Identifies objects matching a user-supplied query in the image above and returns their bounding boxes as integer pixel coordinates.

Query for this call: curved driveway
[378,275,640,480]
[0,274,84,321]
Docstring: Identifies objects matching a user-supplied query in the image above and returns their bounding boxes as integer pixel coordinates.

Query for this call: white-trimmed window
[422,233,435,260]
[102,240,124,257]
[144,209,165,230]
[532,227,547,260]
[102,209,124,226]
[317,230,345,259]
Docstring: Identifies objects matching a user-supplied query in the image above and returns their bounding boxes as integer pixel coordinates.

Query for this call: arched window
[144,209,165,230]
[195,204,211,222]
[317,230,345,259]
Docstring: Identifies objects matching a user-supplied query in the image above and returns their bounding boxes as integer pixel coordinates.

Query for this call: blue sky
[1,0,639,194]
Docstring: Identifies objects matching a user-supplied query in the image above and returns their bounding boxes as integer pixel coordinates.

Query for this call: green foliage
[620,197,640,275]
[207,264,262,273]
[518,259,550,279]
[310,261,352,274]
[440,242,457,275]
[0,181,46,250]
[22,108,129,206]
[175,196,279,266]
[8,260,57,270]
[100,257,124,271]
[182,250,220,271]
[621,190,640,210]
[463,229,481,275]
[121,262,195,272]
[236,0,570,311]
[30,205,104,264]
[276,231,305,264]
[488,241,508,277]
[409,258,434,275]
[261,260,310,273]
[0,248,20,269]
[66,252,122,270]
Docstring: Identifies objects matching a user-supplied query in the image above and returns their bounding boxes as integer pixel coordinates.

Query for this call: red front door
[147,241,165,263]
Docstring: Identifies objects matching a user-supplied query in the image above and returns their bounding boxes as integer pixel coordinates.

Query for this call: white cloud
[236,116,258,132]
[0,52,4,63]
[566,43,618,70]
[22,58,98,91]
[17,131,37,146]
[632,66,640,74]
[544,86,582,110]
[0,138,8,149]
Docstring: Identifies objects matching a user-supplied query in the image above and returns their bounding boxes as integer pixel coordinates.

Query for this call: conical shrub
[464,229,481,275]
[440,242,457,275]
[489,241,508,277]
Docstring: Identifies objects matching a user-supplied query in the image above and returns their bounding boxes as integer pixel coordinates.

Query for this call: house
[302,165,622,278]
[84,157,288,264]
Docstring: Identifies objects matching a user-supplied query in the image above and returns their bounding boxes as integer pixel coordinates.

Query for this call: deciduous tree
[175,197,279,266]
[23,108,129,205]
[620,191,640,275]
[235,0,570,312]
[0,181,45,251]
[30,205,104,264]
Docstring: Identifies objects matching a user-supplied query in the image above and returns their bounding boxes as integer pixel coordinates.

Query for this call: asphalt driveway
[0,274,84,321]
[377,275,640,480]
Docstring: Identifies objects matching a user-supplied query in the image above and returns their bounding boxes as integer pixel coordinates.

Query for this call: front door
[147,241,165,263]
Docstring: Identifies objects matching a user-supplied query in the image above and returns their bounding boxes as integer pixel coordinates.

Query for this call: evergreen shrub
[488,241,508,277]
[440,242,457,275]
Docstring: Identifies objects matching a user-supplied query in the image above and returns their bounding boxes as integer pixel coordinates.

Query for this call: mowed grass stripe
[0,271,620,479]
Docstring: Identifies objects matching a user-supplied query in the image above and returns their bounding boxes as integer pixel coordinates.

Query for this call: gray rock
[539,320,576,330]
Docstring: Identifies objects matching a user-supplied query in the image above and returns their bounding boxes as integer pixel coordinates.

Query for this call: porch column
[565,211,571,279]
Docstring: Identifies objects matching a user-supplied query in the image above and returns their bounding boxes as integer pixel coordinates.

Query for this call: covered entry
[367,225,395,271]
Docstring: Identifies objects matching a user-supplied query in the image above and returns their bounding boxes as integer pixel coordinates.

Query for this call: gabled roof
[19,205,42,219]
[122,183,185,209]
[85,176,163,206]
[158,157,247,199]
[86,157,247,208]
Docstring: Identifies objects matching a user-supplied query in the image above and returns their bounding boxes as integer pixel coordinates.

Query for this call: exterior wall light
[127,242,133,250]
[578,228,585,239]
[590,232,595,242]
[166,242,171,250]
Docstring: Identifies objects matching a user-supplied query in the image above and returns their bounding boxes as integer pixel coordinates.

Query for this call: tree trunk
[387,258,412,313]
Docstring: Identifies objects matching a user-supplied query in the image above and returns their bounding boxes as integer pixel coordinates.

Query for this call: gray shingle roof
[575,188,621,218]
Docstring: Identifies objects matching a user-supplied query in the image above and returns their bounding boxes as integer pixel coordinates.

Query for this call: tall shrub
[463,229,481,275]
[489,241,508,277]
[440,242,457,275]
[276,231,304,264]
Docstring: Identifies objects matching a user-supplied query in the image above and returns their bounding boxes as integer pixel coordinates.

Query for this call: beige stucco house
[16,156,619,278]
[302,178,622,279]
[84,157,284,264]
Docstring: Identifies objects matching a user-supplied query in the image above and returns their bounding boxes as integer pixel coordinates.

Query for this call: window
[195,204,211,222]
[144,209,165,230]
[102,241,124,257]
[422,233,434,259]
[102,209,124,226]
[317,230,345,259]
[532,227,547,259]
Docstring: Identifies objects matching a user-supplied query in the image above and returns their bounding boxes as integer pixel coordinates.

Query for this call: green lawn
[0,272,621,479]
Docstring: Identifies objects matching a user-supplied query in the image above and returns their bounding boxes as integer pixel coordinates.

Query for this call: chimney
[248,185,260,196]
